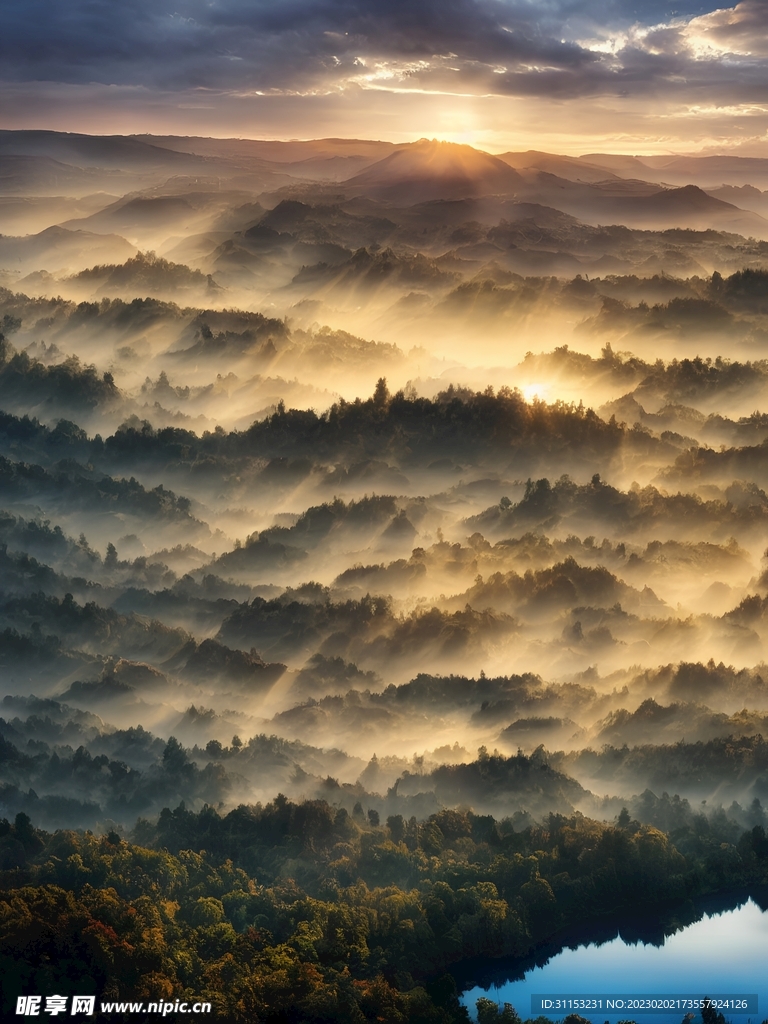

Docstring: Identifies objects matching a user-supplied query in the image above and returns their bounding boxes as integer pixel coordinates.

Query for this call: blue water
[461,898,768,1024]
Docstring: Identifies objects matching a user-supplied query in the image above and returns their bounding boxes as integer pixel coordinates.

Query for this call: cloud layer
[0,0,764,98]
[2,0,768,148]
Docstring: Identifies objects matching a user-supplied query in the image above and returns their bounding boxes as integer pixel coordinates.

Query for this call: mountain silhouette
[343,138,523,204]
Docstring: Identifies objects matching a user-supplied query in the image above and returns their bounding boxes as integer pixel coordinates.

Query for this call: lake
[460,894,768,1024]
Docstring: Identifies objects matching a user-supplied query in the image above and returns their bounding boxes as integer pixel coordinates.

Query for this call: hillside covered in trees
[5,128,768,1021]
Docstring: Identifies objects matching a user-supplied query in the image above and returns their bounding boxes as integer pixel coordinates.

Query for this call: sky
[2,0,768,154]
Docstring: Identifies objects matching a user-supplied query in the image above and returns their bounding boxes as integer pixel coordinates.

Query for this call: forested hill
[0,798,765,1022]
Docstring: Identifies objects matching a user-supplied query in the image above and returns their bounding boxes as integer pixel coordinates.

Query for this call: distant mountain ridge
[343,138,524,203]
[2,130,768,239]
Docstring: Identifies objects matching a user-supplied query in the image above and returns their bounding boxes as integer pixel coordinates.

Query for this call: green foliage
[0,797,761,1022]
[0,454,196,524]
[476,999,522,1024]
[0,345,117,414]
[0,379,629,473]
[470,472,768,538]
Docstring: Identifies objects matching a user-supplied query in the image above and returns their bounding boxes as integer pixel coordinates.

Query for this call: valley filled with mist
[4,130,768,1021]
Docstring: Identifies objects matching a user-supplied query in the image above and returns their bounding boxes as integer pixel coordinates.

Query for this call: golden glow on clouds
[683,4,758,58]
[578,35,628,56]
[2,78,768,156]
[350,59,433,88]
[4,0,768,158]
[675,103,768,117]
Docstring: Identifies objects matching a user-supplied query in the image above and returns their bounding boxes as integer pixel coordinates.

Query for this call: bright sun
[521,382,549,402]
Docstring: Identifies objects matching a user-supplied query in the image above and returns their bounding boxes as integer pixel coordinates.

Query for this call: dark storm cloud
[0,0,593,89]
[0,0,764,101]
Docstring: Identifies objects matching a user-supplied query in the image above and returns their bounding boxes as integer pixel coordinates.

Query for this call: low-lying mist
[4,131,768,870]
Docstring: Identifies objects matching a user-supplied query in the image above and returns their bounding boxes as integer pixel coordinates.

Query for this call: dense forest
[5,129,768,1021]
[2,794,764,1022]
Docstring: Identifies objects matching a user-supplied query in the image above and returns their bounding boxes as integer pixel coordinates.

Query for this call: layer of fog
[4,132,768,835]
